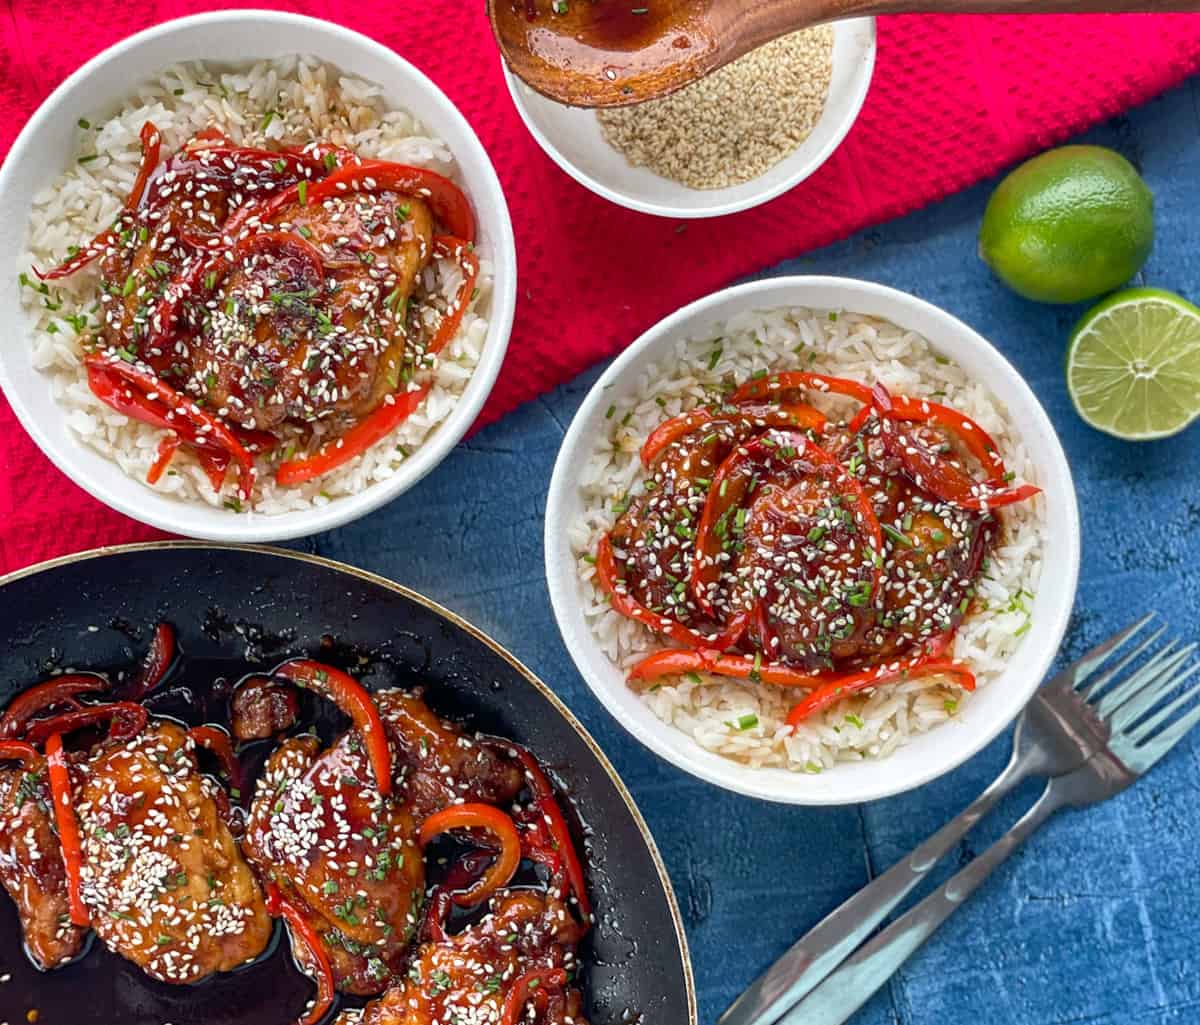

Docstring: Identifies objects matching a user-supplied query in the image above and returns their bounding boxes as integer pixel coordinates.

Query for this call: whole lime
[979,145,1154,304]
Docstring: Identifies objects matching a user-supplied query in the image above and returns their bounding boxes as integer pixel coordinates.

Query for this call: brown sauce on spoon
[494,0,718,104]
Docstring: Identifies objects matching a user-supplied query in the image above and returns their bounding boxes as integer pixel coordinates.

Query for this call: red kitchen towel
[2,4,1199,573]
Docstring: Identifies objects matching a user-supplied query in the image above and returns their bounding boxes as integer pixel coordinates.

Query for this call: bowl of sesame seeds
[502,18,875,218]
[0,12,517,541]
[545,276,1079,804]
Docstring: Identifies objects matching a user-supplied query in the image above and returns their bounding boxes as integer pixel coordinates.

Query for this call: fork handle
[778,781,1071,1025]
[718,748,1036,1025]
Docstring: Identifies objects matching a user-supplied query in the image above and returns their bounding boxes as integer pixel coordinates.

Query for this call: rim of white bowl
[545,276,1081,805]
[501,19,876,219]
[0,10,517,543]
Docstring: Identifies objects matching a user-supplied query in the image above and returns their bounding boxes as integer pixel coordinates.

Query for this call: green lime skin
[979,145,1154,305]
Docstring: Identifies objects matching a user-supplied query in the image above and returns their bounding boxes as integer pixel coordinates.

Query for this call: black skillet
[0,543,696,1025]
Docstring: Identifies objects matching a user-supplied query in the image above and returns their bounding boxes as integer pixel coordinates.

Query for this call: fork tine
[1109,660,1200,733]
[1058,613,1159,693]
[1124,668,1200,744]
[1078,626,1170,702]
[1127,685,1200,770]
[1094,642,1195,720]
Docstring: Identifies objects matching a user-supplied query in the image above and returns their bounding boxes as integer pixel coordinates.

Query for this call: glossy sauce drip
[496,0,716,92]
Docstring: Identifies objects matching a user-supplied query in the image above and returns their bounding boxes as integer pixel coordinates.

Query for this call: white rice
[19,57,492,514]
[569,307,1045,772]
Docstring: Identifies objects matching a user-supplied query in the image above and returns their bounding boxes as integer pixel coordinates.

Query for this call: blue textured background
[293,78,1200,1025]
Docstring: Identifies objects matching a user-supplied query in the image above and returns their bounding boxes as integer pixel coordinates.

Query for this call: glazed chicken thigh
[73,722,272,983]
[243,729,425,995]
[0,753,87,969]
[337,891,587,1025]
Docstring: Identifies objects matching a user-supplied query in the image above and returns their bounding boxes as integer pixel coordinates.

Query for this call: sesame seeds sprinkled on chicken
[339,891,587,1025]
[0,754,87,969]
[73,722,272,984]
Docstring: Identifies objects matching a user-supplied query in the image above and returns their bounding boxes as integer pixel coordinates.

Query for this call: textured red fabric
[2,5,1199,573]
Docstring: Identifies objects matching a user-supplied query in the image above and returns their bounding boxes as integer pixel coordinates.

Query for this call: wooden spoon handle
[729,0,1200,55]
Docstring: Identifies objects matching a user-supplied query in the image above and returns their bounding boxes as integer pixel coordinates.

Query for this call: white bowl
[503,19,875,219]
[0,11,517,543]
[545,276,1081,805]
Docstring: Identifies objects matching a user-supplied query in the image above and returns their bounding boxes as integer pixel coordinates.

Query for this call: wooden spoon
[489,0,1188,108]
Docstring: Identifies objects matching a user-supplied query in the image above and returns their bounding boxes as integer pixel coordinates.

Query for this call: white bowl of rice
[502,19,875,218]
[0,12,516,541]
[545,276,1080,804]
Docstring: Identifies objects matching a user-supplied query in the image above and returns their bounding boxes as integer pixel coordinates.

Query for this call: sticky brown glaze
[608,406,800,640]
[229,676,299,742]
[74,722,272,983]
[242,732,425,995]
[338,890,587,1025]
[614,403,997,674]
[376,690,523,823]
[0,755,87,969]
[194,192,433,431]
[824,421,995,665]
[724,438,880,671]
[91,142,435,435]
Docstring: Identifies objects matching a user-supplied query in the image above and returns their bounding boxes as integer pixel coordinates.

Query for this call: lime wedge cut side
[1066,287,1200,440]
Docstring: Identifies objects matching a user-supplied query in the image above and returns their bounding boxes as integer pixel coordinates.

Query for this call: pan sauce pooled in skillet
[0,632,592,1025]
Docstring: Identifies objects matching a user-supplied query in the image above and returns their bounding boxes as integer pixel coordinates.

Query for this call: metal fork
[720,613,1179,1025]
[779,620,1200,1024]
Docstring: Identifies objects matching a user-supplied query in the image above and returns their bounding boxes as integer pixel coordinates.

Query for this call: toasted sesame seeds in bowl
[0,12,516,542]
[503,19,875,219]
[544,277,1080,804]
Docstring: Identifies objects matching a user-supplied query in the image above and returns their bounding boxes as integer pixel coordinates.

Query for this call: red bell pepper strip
[265,883,335,1025]
[418,803,522,906]
[302,161,476,243]
[853,382,1008,480]
[501,969,568,1025]
[44,733,89,927]
[639,402,828,468]
[428,236,479,356]
[275,383,431,487]
[36,121,162,280]
[272,660,392,796]
[86,362,273,457]
[147,436,180,485]
[594,534,747,652]
[232,229,326,287]
[627,648,826,690]
[84,355,257,500]
[194,448,233,492]
[123,622,175,700]
[420,848,495,943]
[873,412,1040,512]
[25,702,149,746]
[732,371,874,406]
[505,744,592,923]
[0,674,108,739]
[189,725,245,798]
[690,431,882,622]
[0,739,39,764]
[784,658,976,729]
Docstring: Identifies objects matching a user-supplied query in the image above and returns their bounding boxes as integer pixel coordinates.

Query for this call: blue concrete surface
[298,77,1200,1025]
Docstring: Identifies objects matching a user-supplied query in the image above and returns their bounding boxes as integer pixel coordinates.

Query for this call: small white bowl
[545,276,1081,805]
[0,11,516,543]
[503,19,876,219]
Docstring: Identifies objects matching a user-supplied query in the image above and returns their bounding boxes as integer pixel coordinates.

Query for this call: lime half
[1066,287,1200,440]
